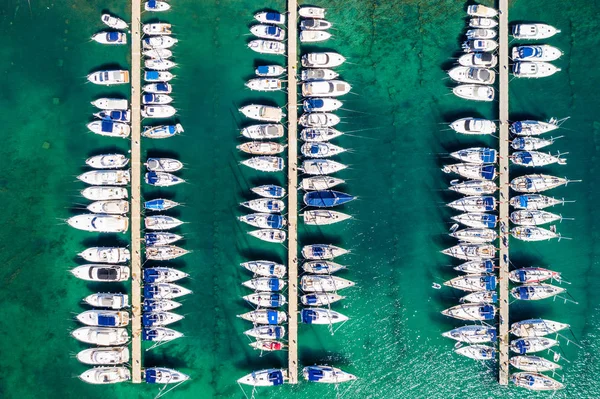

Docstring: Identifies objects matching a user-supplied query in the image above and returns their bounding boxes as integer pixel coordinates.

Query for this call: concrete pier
[130,0,142,384]
[286,0,299,385]
[497,0,510,386]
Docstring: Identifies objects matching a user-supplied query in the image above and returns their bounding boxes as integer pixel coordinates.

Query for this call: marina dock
[286,0,299,385]
[130,0,143,384]
[497,0,510,386]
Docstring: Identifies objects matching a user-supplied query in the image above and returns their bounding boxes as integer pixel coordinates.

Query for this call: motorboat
[302,244,349,259]
[511,337,558,354]
[77,347,129,365]
[92,98,128,110]
[299,6,326,18]
[455,345,496,360]
[453,84,495,101]
[142,327,184,342]
[510,174,571,193]
[79,247,130,264]
[251,185,285,198]
[448,66,495,84]
[513,62,561,78]
[248,40,286,55]
[302,210,352,225]
[144,198,180,211]
[511,372,564,391]
[453,259,495,274]
[143,267,189,283]
[466,29,497,39]
[442,325,497,343]
[144,283,192,299]
[141,105,176,118]
[467,4,498,17]
[241,260,286,278]
[303,98,342,112]
[250,24,285,40]
[248,228,287,243]
[302,52,346,68]
[241,198,285,213]
[300,275,355,292]
[68,214,128,233]
[303,191,355,207]
[241,156,284,172]
[244,293,286,308]
[143,23,172,35]
[142,312,184,327]
[469,17,498,28]
[449,228,497,243]
[510,318,569,337]
[450,148,497,164]
[441,303,496,321]
[512,24,561,40]
[242,277,286,292]
[511,226,560,241]
[512,45,562,62]
[302,260,345,274]
[145,158,183,172]
[145,59,177,70]
[444,274,496,292]
[457,52,498,68]
[510,118,561,136]
[461,291,497,303]
[301,176,345,191]
[302,80,351,97]
[301,142,345,158]
[301,293,345,306]
[451,213,497,229]
[300,159,347,175]
[245,78,282,92]
[82,186,128,201]
[448,180,497,196]
[93,110,131,122]
[237,369,287,387]
[299,113,340,128]
[143,82,172,93]
[511,284,565,301]
[86,154,129,169]
[84,293,129,309]
[80,367,130,384]
[511,136,559,151]
[462,39,498,53]
[142,124,184,139]
[441,244,496,260]
[77,310,129,327]
[301,308,348,325]
[145,215,183,230]
[142,48,173,59]
[509,267,561,284]
[142,36,178,49]
[249,340,286,351]
[442,163,496,180]
[237,141,285,155]
[510,194,569,210]
[145,0,171,12]
[510,210,562,226]
[301,69,339,81]
[510,356,561,372]
[450,118,496,135]
[301,127,344,142]
[145,233,184,247]
[447,196,497,212]
[244,326,286,340]
[241,124,284,139]
[87,70,129,85]
[101,14,128,30]
[71,327,129,346]
[239,105,284,122]
[143,299,182,312]
[92,31,127,45]
[300,31,332,43]
[142,93,173,105]
[144,70,174,82]
[144,368,189,384]
[301,19,332,30]
[238,310,287,325]
[87,120,130,138]
[71,265,130,282]
[238,213,286,229]
[254,11,286,25]
[255,65,285,77]
[78,170,130,186]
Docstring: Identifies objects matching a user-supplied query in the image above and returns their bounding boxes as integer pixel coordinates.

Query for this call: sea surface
[1,0,600,398]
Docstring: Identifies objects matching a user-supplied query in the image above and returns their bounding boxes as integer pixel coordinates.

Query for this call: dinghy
[301,69,339,82]
[251,185,285,199]
[448,180,497,195]
[510,318,569,337]
[238,213,286,229]
[457,52,498,68]
[242,277,286,292]
[442,325,497,343]
[448,66,495,84]
[68,214,128,233]
[77,347,129,365]
[301,159,347,175]
[512,45,562,62]
[241,156,284,172]
[444,274,496,292]
[145,59,177,70]
[245,78,282,92]
[86,154,129,169]
[144,0,171,12]
[462,40,498,53]
[302,80,351,97]
[77,310,129,327]
[303,191,355,208]
[142,312,184,327]
[451,213,497,229]
[79,247,130,264]
[466,29,497,39]
[248,228,286,243]
[301,127,344,142]
[442,163,496,180]
[513,62,561,78]
[512,24,561,40]
[254,12,286,25]
[249,340,286,351]
[511,284,565,301]
[237,369,288,387]
[241,261,286,278]
[142,93,173,105]
[300,30,332,43]
[94,110,131,122]
[302,210,352,225]
[71,265,130,282]
[510,356,561,373]
[238,310,287,325]
[301,308,348,325]
[299,113,340,128]
[101,14,128,30]
[92,31,127,45]
[470,17,498,28]
[303,98,342,112]
[142,124,184,139]
[237,142,285,155]
[509,267,561,284]
[453,84,495,101]
[87,120,130,138]
[302,260,345,274]
[92,98,128,110]
[244,326,286,340]
[467,4,498,17]
[511,136,559,151]
[255,65,286,77]
[300,275,355,292]
[453,259,495,274]
[145,158,183,172]
[144,198,180,211]
[87,70,129,85]
[301,142,346,158]
[80,367,130,384]
[450,118,496,135]
[145,232,183,247]
[143,48,173,59]
[450,147,497,164]
[143,23,172,35]
[145,215,183,230]
[510,174,571,193]
[82,187,128,201]
[244,293,286,308]
[441,244,496,260]
[144,283,192,300]
[144,70,174,82]
[142,327,183,342]
[301,19,332,31]
[78,170,130,186]
[511,372,564,391]
[241,124,284,139]
[241,198,285,213]
[450,228,497,243]
[146,246,189,261]
[511,337,558,354]
[301,293,345,306]
[84,293,129,309]
[301,176,345,191]
[143,299,182,312]
[303,366,356,384]
[141,105,176,118]
[510,118,561,136]
[447,196,497,212]
[511,226,560,241]
[144,368,189,384]
[441,303,496,321]
[302,244,349,259]
[510,210,562,226]
[302,52,346,68]
[250,25,285,40]
[239,105,284,122]
[72,327,129,345]
[248,40,286,55]
[299,6,326,18]
[143,36,178,49]
[510,194,569,210]
[455,345,496,360]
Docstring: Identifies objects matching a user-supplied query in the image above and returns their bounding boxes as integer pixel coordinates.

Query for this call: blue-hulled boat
[144,198,180,211]
[237,369,287,387]
[142,327,183,342]
[94,110,131,123]
[303,191,355,208]
[144,368,189,384]
[303,366,357,384]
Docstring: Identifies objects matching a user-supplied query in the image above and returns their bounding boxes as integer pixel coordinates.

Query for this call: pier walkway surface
[497,0,510,386]
[130,0,142,384]
[286,0,299,385]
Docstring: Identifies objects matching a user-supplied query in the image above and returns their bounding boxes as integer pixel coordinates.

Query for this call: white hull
[442,325,496,343]
[300,275,355,292]
[511,226,560,241]
[143,311,184,327]
[76,310,129,327]
[146,246,189,261]
[512,24,561,40]
[302,210,351,225]
[450,118,496,135]
[79,247,130,263]
[243,293,286,308]
[510,210,562,226]
[448,180,498,195]
[448,66,495,84]
[82,186,128,201]
[241,261,286,278]
[442,244,496,260]
[248,40,286,55]
[241,156,284,172]
[237,369,288,387]
[145,283,192,299]
[241,124,284,139]
[301,69,339,82]
[238,141,285,155]
[300,19,332,31]
[251,185,285,198]
[302,80,351,97]
[453,84,495,101]
[513,62,560,78]
[457,52,498,68]
[238,310,287,325]
[68,214,128,233]
[78,170,130,186]
[145,59,177,70]
[142,23,172,35]
[242,277,286,292]
[450,228,497,243]
[84,293,129,309]
[301,159,347,175]
[302,52,346,68]
[299,113,340,128]
[511,372,564,391]
[145,216,184,230]
[301,308,348,325]
[455,345,495,360]
[300,30,332,42]
[248,228,287,243]
[511,337,558,354]
[512,45,562,62]
[92,98,128,110]
[92,31,127,45]
[301,176,345,191]
[511,283,565,300]
[80,367,130,384]
[254,12,285,24]
[87,70,129,85]
[469,17,498,29]
[511,319,569,337]
[301,127,343,142]
[510,174,569,193]
[442,303,497,321]
[145,158,183,172]
[77,347,129,365]
[143,48,173,59]
[302,244,349,260]
[302,366,356,384]
[241,198,285,213]
[245,78,282,92]
[142,105,176,118]
[143,36,178,49]
[86,154,129,169]
[240,105,284,122]
[145,0,171,12]
[255,65,286,77]
[300,293,345,306]
[72,327,129,346]
[451,213,497,229]
[142,124,184,139]
[101,14,128,30]
[510,356,561,372]
[447,196,497,212]
[302,260,345,274]
[71,265,130,282]
[87,121,131,138]
[467,5,498,17]
[250,25,285,41]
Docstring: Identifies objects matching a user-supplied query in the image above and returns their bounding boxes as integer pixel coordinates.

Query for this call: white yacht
[71,326,129,345]
[145,158,183,172]
[512,24,561,40]
[301,176,345,191]
[512,45,562,62]
[448,179,498,196]
[143,36,178,49]
[142,23,172,35]
[84,293,129,309]
[241,124,284,139]
[302,210,351,226]
[453,84,495,101]
[76,310,130,327]
[510,118,561,136]
[81,186,128,201]
[302,80,351,97]
[510,174,570,193]
[87,120,131,138]
[450,117,496,135]
[513,62,561,78]
[144,0,171,12]
[299,6,326,19]
[462,39,498,53]
[240,260,286,278]
[301,309,349,325]
[141,105,176,118]
[248,40,286,55]
[255,65,285,77]
[144,59,177,70]
[457,52,498,68]
[511,372,564,391]
[509,356,561,372]
[242,277,286,292]
[300,159,347,175]
[254,11,286,25]
[92,98,128,110]
[80,367,130,384]
[300,19,332,30]
[510,226,560,241]
[299,113,340,127]
[303,98,342,112]
[448,66,495,84]
[142,124,184,139]
[466,28,497,39]
[441,244,496,260]
[101,14,128,30]
[239,105,284,122]
[301,142,345,158]
[248,228,287,243]
[241,156,284,172]
[87,70,129,85]
[302,52,346,68]
[467,4,497,17]
[245,78,282,92]
[86,154,129,169]
[78,170,130,186]
[79,247,130,263]
[469,17,498,28]
[146,246,189,261]
[250,24,285,40]
[67,214,129,233]
[300,275,355,292]
[300,31,332,43]
[92,31,127,45]
[301,127,344,142]
[301,69,339,82]
[77,347,129,365]
[237,141,285,155]
[145,215,183,230]
[241,198,285,213]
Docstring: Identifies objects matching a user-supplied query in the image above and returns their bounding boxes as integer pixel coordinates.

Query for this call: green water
[1,0,600,398]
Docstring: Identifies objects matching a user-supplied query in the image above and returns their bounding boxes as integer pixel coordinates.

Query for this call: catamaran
[300,275,355,292]
[301,159,347,175]
[444,274,496,292]
[241,261,286,278]
[241,198,285,213]
[512,24,561,40]
[248,228,287,243]
[302,52,346,68]
[301,309,348,325]
[77,347,129,365]
[441,244,496,260]
[511,283,566,301]
[302,244,349,260]
[71,265,130,282]
[68,214,129,233]
[441,303,497,321]
[451,213,497,229]
[510,174,572,193]
[509,267,561,284]
[510,194,569,210]
[510,210,562,225]
[447,196,497,212]
[442,325,497,343]
[79,247,130,264]
[511,318,569,337]
[242,277,286,292]
[511,226,560,241]
[450,118,496,135]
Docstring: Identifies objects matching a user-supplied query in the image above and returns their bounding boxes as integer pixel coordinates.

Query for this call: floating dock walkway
[286,0,299,385]
[130,0,143,384]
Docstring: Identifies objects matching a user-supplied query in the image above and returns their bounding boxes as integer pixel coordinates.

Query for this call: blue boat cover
[142,313,158,327]
[266,12,281,22]
[142,328,158,341]
[98,314,116,326]
[301,309,317,324]
[264,185,282,197]
[481,165,495,180]
[256,66,270,74]
[266,310,279,325]
[482,259,495,273]
[514,339,528,354]
[273,326,283,339]
[307,99,324,109]
[309,144,321,155]
[144,285,158,299]
[484,275,497,290]
[512,121,523,133]
[148,0,157,8]
[108,32,119,42]
[303,294,318,305]
[518,195,529,208]
[143,269,160,283]
[156,83,169,92]
[267,370,284,386]
[109,111,122,120]
[483,197,495,211]
[143,94,155,102]
[143,300,158,312]
[306,366,325,382]
[304,190,354,208]
[267,215,284,229]
[144,199,166,210]
[481,304,495,320]
[266,26,278,35]
[145,71,159,80]
[525,178,535,189]
[268,278,280,291]
[269,294,283,307]
[310,245,326,258]
[514,269,528,282]
[518,47,535,58]
[145,369,159,384]
[146,172,159,185]
[512,138,526,150]
[489,327,498,341]
[101,120,114,133]
[515,152,533,164]
[516,286,532,300]
[267,201,277,210]
[480,148,496,163]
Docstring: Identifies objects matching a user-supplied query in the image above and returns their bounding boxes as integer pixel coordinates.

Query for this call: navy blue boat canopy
[266,12,282,22]
[145,368,159,383]
[266,26,278,35]
[266,310,280,325]
[267,370,284,386]
[146,172,159,184]
[306,366,325,382]
[518,46,536,58]
[481,165,495,180]
[145,199,165,210]
[480,148,496,163]
[148,0,157,8]
[108,32,120,42]
[101,120,114,132]
[146,71,159,80]
[515,152,533,164]
[98,314,116,326]
[483,196,495,210]
[512,121,523,133]
[156,83,169,92]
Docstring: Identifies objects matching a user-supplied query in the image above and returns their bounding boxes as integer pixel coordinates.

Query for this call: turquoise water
[1,0,600,398]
